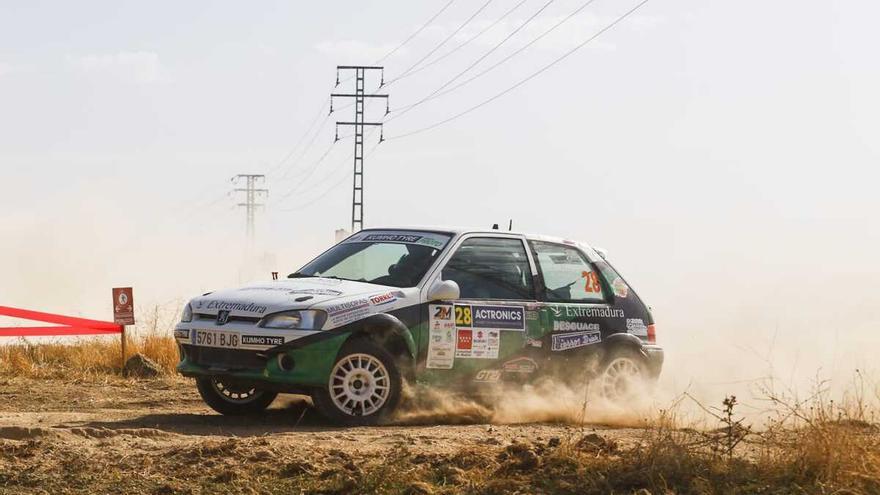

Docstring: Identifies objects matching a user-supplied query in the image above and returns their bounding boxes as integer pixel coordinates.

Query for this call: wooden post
[121,325,127,372]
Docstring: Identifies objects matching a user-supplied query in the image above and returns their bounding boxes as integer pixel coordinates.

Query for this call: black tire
[196,377,278,415]
[313,338,403,426]
[596,347,649,402]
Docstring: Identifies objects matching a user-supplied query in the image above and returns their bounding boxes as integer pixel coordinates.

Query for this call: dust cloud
[0,195,315,336]
[393,378,655,429]
[1,195,878,427]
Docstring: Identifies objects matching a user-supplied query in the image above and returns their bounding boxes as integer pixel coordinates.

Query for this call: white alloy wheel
[599,356,643,400]
[329,353,391,417]
[211,379,263,403]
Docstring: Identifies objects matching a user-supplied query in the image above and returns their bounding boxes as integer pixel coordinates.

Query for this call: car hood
[189,277,414,320]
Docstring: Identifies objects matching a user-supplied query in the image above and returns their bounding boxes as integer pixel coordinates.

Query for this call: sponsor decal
[612,278,628,298]
[173,329,189,340]
[204,301,268,314]
[549,305,624,319]
[474,369,502,383]
[416,237,444,248]
[553,320,600,332]
[551,330,601,351]
[527,337,543,348]
[325,298,370,326]
[581,271,602,294]
[326,298,369,315]
[433,305,452,321]
[362,234,423,243]
[502,357,538,374]
[455,328,499,359]
[451,304,519,359]
[525,310,539,321]
[427,304,456,369]
[369,290,405,307]
[288,288,344,296]
[471,305,525,331]
[626,318,648,336]
[241,335,285,346]
[238,286,294,292]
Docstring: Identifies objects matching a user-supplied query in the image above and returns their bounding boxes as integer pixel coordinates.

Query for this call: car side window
[531,241,606,303]
[441,237,534,300]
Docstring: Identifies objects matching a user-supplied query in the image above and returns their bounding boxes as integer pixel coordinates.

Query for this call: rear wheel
[196,377,278,415]
[313,339,402,426]
[597,347,648,402]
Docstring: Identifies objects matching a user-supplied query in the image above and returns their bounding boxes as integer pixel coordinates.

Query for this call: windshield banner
[344,231,451,249]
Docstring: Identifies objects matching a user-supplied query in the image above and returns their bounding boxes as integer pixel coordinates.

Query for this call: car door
[419,235,540,386]
[529,241,624,356]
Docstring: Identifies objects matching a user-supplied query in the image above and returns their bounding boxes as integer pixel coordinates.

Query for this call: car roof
[360,225,600,254]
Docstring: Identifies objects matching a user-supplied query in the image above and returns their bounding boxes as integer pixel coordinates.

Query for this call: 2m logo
[454,305,472,326]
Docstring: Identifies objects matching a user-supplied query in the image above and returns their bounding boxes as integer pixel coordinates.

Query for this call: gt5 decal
[474,369,501,382]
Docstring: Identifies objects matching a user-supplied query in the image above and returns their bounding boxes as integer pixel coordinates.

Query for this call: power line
[386,0,557,122]
[388,0,495,84]
[375,0,458,64]
[279,136,383,212]
[269,2,453,181]
[406,0,602,112]
[272,137,348,204]
[389,0,653,140]
[276,113,332,180]
[265,97,330,178]
[385,0,530,86]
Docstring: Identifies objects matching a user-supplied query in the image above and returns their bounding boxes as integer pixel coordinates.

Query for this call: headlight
[181,303,193,323]
[260,310,326,330]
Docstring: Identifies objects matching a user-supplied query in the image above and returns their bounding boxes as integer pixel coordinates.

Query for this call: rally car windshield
[293,231,452,288]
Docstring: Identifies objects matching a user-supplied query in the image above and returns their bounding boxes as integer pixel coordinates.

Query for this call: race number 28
[455,306,472,326]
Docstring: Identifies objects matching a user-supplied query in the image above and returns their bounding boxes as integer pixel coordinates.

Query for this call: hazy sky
[1,1,878,400]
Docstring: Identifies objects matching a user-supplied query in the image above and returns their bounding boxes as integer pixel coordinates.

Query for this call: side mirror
[427,279,460,301]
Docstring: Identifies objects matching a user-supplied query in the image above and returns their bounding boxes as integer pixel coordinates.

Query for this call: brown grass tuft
[0,334,178,379]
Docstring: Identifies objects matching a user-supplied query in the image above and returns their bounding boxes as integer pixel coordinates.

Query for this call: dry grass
[2,402,877,494]
[0,333,179,378]
[0,305,179,378]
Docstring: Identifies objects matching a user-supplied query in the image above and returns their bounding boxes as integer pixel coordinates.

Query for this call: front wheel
[313,339,403,426]
[196,377,278,415]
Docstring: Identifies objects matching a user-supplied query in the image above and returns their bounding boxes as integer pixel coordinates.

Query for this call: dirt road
[0,377,645,494]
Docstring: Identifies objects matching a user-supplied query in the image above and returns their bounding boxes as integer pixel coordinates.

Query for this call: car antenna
[492,223,499,230]
[508,219,513,231]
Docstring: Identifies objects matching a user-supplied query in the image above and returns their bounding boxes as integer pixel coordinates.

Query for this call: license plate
[192,330,241,348]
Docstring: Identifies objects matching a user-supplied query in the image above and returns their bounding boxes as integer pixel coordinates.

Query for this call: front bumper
[175,326,351,388]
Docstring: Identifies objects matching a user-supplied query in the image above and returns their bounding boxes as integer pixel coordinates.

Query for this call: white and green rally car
[175,227,663,425]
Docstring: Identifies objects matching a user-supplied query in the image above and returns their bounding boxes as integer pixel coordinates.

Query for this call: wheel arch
[603,333,647,360]
[346,313,416,370]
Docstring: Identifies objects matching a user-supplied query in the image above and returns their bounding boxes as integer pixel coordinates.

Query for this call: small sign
[112,287,135,325]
